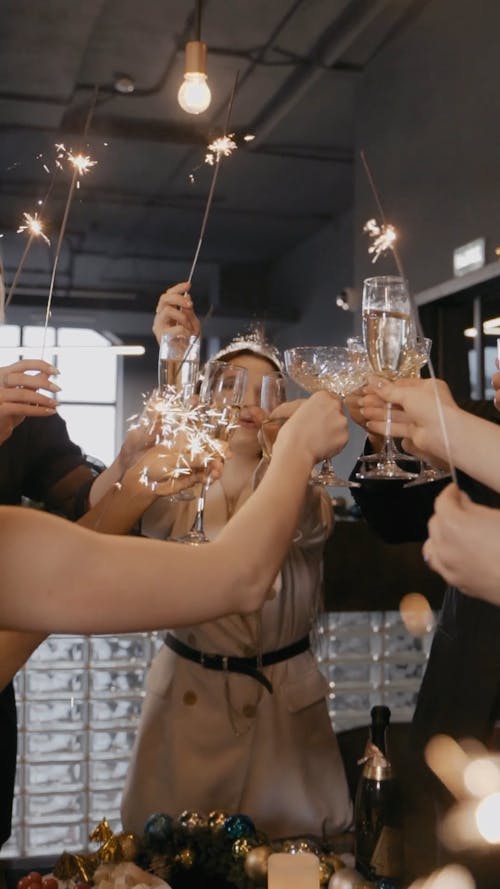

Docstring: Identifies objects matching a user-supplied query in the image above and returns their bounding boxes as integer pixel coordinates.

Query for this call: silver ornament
[328,866,366,889]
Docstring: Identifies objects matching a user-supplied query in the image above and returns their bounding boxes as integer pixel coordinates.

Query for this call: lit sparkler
[363,217,397,263]
[187,72,240,285]
[67,152,97,188]
[17,212,50,246]
[5,211,52,310]
[204,134,237,166]
[133,387,228,493]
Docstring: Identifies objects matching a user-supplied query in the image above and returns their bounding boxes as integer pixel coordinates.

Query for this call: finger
[1,388,58,409]
[0,359,59,377]
[0,403,56,418]
[156,285,192,311]
[5,371,61,393]
[158,304,194,326]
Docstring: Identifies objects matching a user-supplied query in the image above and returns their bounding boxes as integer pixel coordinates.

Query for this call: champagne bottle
[354,705,403,888]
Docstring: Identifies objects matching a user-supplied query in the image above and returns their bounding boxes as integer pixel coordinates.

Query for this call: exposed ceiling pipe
[249,0,392,146]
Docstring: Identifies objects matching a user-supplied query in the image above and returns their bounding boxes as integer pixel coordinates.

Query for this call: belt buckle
[222,655,229,673]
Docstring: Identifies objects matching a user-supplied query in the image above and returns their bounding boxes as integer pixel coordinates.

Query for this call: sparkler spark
[363,217,398,263]
[17,212,50,246]
[205,134,237,166]
[67,152,97,176]
[132,388,228,493]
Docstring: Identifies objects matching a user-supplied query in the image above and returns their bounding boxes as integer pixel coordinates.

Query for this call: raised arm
[0,392,348,635]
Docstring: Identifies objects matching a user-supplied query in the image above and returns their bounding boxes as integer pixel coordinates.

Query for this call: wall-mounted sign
[453,237,486,277]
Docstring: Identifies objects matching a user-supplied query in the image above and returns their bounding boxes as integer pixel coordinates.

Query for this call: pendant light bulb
[178,40,211,115]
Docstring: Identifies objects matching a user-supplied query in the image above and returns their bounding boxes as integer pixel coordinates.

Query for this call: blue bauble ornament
[222,814,256,840]
[143,812,174,848]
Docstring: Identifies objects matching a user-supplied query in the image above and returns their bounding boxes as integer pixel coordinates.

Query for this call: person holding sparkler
[0,352,220,849]
[0,351,349,850]
[121,287,353,841]
[346,374,500,879]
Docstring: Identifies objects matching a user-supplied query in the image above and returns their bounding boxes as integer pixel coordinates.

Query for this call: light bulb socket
[184,40,207,75]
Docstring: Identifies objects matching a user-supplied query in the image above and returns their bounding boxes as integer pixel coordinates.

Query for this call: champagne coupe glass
[175,360,248,544]
[316,346,367,488]
[284,346,360,488]
[357,276,417,481]
[260,371,287,460]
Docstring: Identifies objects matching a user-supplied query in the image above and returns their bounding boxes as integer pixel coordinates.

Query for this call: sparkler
[187,71,240,285]
[41,90,99,357]
[359,149,458,486]
[363,217,397,263]
[5,212,52,311]
[131,387,228,493]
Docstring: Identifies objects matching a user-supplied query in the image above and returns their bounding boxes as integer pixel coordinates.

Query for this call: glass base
[356,461,417,481]
[173,529,209,545]
[361,449,415,464]
[312,469,360,489]
[404,468,451,488]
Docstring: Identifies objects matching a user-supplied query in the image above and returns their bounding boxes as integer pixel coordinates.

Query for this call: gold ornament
[117,832,141,861]
[232,838,255,860]
[243,845,272,880]
[54,851,98,883]
[175,848,194,868]
[319,859,333,885]
[281,839,320,855]
[177,810,207,830]
[323,853,345,873]
[207,810,228,830]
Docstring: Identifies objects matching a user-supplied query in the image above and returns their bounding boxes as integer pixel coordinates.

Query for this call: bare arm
[370,377,500,492]
[0,392,348,634]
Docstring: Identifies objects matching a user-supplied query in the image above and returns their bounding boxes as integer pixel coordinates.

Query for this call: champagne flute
[175,360,248,544]
[402,337,451,487]
[158,332,200,402]
[260,371,287,460]
[158,332,201,500]
[357,276,417,481]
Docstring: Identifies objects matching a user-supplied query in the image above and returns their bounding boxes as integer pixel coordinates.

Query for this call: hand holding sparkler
[423,483,500,605]
[0,359,60,444]
[152,282,201,343]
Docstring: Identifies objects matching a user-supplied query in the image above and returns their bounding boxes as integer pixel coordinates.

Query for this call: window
[0,324,119,466]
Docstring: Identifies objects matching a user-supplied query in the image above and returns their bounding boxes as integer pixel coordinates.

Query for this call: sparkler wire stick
[5,234,36,310]
[360,149,458,486]
[176,71,240,378]
[186,70,240,285]
[41,87,99,357]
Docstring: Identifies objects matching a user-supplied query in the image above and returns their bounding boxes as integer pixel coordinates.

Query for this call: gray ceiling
[0,0,425,325]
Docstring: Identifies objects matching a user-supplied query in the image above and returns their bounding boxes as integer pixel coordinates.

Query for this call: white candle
[267,852,319,889]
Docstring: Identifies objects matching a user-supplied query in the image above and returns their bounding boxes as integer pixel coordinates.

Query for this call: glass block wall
[2,613,435,858]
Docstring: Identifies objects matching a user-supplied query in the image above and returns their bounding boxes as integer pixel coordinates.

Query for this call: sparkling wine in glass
[175,360,248,544]
[284,346,358,489]
[358,276,416,481]
[260,371,287,460]
[158,333,200,402]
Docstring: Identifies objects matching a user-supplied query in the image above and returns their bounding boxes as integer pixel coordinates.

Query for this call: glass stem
[381,401,397,463]
[191,480,209,534]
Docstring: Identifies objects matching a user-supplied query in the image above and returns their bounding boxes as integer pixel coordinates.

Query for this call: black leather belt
[164,632,310,694]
